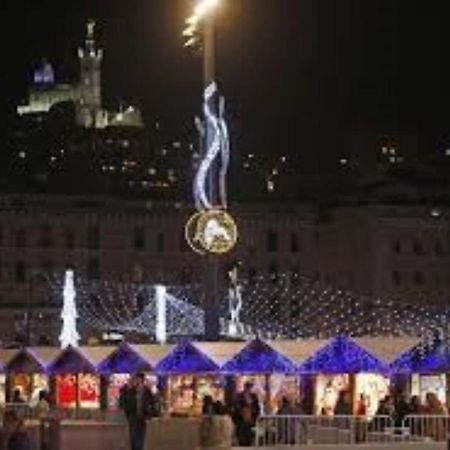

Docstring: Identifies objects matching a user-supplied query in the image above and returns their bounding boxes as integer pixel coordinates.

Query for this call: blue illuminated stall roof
[221,339,297,374]
[299,336,387,374]
[391,343,450,374]
[155,340,219,374]
[6,349,46,374]
[47,347,97,375]
[97,342,152,375]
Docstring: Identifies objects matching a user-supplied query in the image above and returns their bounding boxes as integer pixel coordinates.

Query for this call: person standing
[119,373,160,450]
[233,382,261,446]
[2,410,31,450]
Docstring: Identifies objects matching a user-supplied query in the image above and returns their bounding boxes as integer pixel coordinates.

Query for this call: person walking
[119,373,160,450]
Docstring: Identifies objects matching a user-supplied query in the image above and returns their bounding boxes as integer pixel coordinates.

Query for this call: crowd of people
[1,375,449,449]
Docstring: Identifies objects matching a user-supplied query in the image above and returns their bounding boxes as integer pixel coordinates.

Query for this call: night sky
[2,1,450,166]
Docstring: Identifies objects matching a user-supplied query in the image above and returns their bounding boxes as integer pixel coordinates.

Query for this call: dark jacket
[119,385,160,420]
[234,392,261,424]
[7,430,31,450]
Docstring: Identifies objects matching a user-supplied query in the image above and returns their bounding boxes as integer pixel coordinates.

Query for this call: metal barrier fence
[0,403,125,422]
[403,415,450,442]
[255,415,450,446]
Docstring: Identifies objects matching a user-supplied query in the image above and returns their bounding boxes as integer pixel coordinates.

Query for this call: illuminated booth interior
[155,341,222,415]
[5,349,49,405]
[391,343,450,405]
[299,336,388,416]
[97,343,154,409]
[221,339,298,413]
[0,368,5,405]
[48,347,101,409]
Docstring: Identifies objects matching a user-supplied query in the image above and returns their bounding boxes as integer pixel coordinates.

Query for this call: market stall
[155,341,221,415]
[391,343,450,405]
[97,342,160,409]
[299,336,388,416]
[221,339,298,413]
[0,349,18,404]
[4,348,55,404]
[48,346,113,409]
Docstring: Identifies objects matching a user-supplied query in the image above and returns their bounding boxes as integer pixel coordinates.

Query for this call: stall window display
[107,374,158,409]
[56,373,100,409]
[354,373,390,417]
[411,374,447,405]
[0,375,5,404]
[315,374,350,415]
[10,374,49,405]
[168,375,223,415]
[269,375,300,413]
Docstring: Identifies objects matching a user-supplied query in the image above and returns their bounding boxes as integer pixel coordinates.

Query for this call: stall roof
[390,342,450,374]
[299,336,388,374]
[353,337,420,363]
[6,348,47,374]
[192,342,247,366]
[155,341,219,374]
[221,339,297,374]
[97,343,153,375]
[27,347,61,368]
[0,349,18,371]
[129,344,173,366]
[268,339,329,365]
[47,346,110,374]
[412,345,450,373]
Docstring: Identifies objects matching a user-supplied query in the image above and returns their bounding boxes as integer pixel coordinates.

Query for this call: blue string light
[6,350,46,374]
[48,347,97,374]
[155,340,219,374]
[97,343,152,375]
[299,336,387,374]
[221,339,297,374]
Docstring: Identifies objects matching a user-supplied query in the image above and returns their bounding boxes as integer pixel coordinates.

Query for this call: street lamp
[183,0,236,341]
[184,0,220,84]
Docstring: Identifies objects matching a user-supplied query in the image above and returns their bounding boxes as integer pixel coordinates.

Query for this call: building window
[65,230,75,250]
[290,233,300,253]
[413,241,424,255]
[391,240,401,253]
[133,227,146,251]
[87,257,100,280]
[15,262,26,284]
[268,261,278,281]
[392,270,401,286]
[87,226,100,250]
[39,224,53,248]
[15,229,26,249]
[413,271,424,286]
[156,232,165,253]
[266,231,278,253]
[434,241,444,256]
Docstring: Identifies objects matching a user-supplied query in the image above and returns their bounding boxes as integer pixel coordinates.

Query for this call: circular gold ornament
[185,209,238,255]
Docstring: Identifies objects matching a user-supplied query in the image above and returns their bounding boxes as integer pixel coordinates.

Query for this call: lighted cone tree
[59,269,80,348]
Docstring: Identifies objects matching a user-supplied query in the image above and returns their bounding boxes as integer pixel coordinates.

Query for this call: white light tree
[59,269,80,348]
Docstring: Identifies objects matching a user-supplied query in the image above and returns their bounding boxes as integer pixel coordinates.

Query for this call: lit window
[389,147,397,155]
[339,158,348,165]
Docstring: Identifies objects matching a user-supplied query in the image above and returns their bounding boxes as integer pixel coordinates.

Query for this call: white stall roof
[27,347,62,367]
[193,341,248,366]
[353,336,420,363]
[78,346,116,366]
[268,339,330,364]
[129,344,173,367]
[0,349,19,369]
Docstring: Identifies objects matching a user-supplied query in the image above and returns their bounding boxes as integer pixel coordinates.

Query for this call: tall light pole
[184,0,237,341]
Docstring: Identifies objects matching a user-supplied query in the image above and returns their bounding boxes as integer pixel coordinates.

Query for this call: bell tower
[77,19,103,127]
